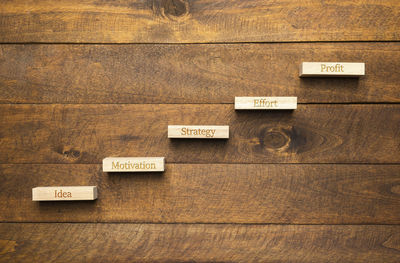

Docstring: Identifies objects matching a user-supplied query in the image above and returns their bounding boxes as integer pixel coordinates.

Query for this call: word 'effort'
[254,99,277,107]
[235,97,297,110]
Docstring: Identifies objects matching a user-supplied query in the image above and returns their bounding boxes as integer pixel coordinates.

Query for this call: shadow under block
[235,97,297,110]
[32,186,97,201]
[103,157,165,172]
[300,62,365,77]
[168,125,229,139]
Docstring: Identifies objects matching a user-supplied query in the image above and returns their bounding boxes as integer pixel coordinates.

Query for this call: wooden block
[300,62,365,77]
[32,186,97,201]
[235,97,297,110]
[102,157,165,172]
[168,125,229,139]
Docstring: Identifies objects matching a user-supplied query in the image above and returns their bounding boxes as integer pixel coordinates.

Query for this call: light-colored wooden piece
[32,186,97,201]
[168,125,229,139]
[235,97,297,110]
[102,157,165,172]
[300,62,365,77]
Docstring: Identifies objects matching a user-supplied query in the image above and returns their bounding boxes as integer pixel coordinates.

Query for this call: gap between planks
[1,222,399,226]
[0,103,399,105]
[1,163,400,165]
[1,41,400,45]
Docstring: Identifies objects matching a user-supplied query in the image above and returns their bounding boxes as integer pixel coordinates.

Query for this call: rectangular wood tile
[168,125,229,139]
[103,157,165,172]
[235,97,297,110]
[32,186,97,201]
[300,62,365,77]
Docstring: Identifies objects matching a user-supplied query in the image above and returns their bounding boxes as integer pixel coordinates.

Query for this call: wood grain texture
[0,104,398,164]
[0,164,399,223]
[1,43,400,103]
[0,223,399,262]
[1,0,400,43]
[1,0,399,260]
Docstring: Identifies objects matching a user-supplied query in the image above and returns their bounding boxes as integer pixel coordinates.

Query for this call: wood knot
[153,0,190,21]
[53,145,82,162]
[62,149,81,159]
[259,127,291,152]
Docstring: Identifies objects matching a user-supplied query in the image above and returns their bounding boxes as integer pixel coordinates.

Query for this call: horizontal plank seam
[0,103,399,105]
[1,40,400,45]
[1,163,400,165]
[0,222,399,226]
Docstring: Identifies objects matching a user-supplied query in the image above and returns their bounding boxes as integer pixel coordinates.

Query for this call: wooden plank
[235,97,297,110]
[0,43,399,103]
[0,223,399,262]
[32,186,97,201]
[168,125,229,139]
[0,164,399,223]
[0,104,398,164]
[300,62,365,77]
[0,0,400,43]
[103,157,165,172]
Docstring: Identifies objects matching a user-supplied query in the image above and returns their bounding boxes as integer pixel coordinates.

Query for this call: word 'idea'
[32,186,98,201]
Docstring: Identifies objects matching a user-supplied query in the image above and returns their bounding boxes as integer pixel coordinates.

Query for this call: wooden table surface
[0,1,399,262]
